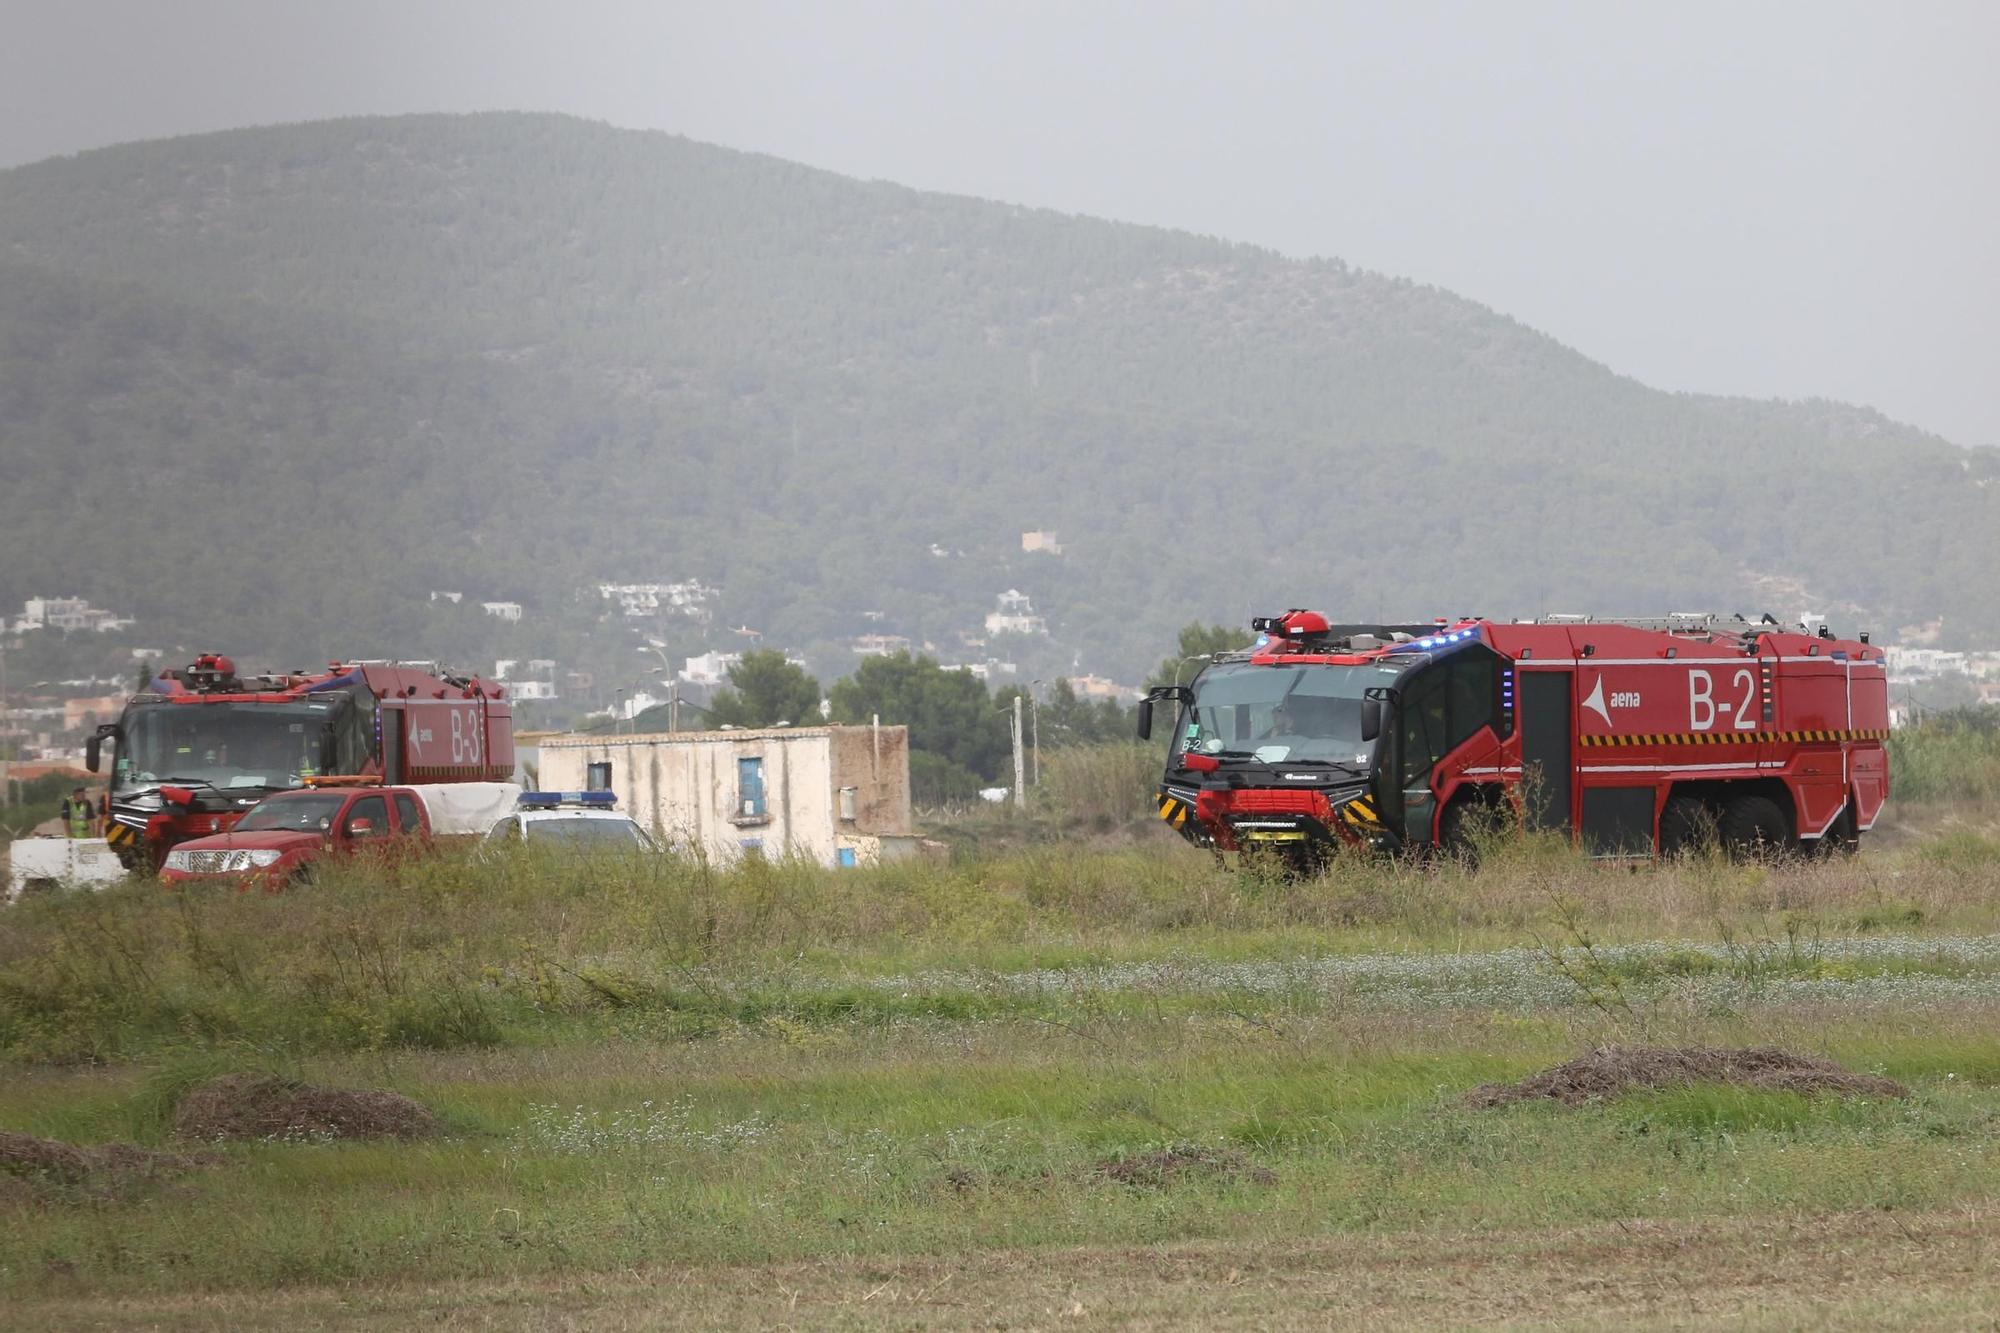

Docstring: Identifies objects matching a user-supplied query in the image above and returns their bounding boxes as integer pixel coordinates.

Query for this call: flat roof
[541,724,903,749]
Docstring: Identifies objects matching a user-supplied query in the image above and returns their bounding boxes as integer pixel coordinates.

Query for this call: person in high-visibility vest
[62,786,97,839]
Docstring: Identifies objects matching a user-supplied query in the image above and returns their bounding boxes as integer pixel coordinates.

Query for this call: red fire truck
[88,654,514,870]
[1139,612,1890,864]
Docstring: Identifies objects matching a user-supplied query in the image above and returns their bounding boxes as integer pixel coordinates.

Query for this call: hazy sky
[4,0,1994,445]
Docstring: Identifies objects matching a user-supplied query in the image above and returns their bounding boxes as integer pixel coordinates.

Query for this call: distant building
[429,590,464,604]
[537,725,914,867]
[597,580,719,623]
[493,659,558,698]
[679,651,742,687]
[984,589,1048,637]
[10,596,131,634]
[1021,530,1065,556]
[481,601,523,622]
[1068,674,1141,702]
[62,695,127,731]
[852,633,913,657]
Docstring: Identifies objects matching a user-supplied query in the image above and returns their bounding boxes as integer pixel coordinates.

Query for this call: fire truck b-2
[88,654,515,871]
[1139,611,1890,866]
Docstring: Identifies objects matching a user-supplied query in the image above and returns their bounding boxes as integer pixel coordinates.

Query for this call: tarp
[405,782,521,837]
[6,838,126,904]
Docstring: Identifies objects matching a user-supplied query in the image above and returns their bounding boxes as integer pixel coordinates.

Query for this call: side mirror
[1135,698,1153,740]
[1360,697,1385,743]
[86,723,117,773]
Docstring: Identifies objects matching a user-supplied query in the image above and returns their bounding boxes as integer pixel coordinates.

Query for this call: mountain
[2,111,1994,683]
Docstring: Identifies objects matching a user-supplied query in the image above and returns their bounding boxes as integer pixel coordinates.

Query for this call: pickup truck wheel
[1718,794,1793,863]
[1657,796,1714,859]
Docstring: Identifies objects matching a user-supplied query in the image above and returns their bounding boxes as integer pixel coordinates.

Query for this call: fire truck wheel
[1718,794,1793,862]
[1437,799,1492,867]
[1812,806,1862,858]
[1657,796,1713,859]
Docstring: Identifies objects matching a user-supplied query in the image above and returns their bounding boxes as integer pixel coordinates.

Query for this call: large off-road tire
[1810,805,1862,858]
[1656,795,1714,859]
[1437,799,1494,867]
[1718,793,1793,862]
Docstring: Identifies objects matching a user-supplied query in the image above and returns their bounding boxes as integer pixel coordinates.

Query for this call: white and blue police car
[484,791,656,851]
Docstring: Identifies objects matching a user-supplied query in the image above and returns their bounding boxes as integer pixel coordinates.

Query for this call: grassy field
[4,773,2000,1325]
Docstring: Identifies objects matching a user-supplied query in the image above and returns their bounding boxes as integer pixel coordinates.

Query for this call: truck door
[341,794,390,849]
[1518,670,1573,832]
[1395,671,1449,845]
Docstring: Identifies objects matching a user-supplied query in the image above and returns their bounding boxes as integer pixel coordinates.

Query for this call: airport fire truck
[88,654,514,870]
[1139,612,1890,865]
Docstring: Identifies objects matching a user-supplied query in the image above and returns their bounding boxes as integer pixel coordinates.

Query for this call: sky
[3,0,1994,446]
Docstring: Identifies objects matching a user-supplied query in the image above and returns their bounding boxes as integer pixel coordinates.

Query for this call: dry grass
[12,1205,1998,1330]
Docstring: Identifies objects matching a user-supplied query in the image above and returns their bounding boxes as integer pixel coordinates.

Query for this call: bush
[1887,713,2000,803]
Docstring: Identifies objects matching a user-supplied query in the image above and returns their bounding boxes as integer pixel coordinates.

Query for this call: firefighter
[62,786,97,839]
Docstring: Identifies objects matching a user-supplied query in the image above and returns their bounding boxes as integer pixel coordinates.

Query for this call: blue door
[737,757,766,818]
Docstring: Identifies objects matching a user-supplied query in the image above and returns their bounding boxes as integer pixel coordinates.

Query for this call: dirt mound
[0,1129,210,1200]
[1466,1045,1908,1109]
[170,1073,439,1142]
[1092,1144,1277,1188]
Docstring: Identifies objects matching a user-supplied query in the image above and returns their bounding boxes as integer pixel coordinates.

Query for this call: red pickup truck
[158,783,517,886]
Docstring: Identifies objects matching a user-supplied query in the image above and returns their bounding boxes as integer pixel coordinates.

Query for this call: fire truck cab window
[1181,661,1399,763]
[1399,678,1449,785]
[1445,654,1498,749]
[1399,650,1501,785]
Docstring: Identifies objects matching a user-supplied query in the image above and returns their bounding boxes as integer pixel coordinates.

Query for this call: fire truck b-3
[88,654,514,871]
[1138,611,1890,865]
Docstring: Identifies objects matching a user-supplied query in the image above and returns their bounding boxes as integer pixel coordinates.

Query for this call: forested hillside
[2,112,1994,679]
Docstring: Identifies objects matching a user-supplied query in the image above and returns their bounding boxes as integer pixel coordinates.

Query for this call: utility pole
[0,639,9,810]
[1011,693,1026,811]
[1028,681,1041,788]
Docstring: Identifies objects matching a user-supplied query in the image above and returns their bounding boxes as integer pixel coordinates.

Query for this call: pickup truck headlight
[242,849,283,869]
[163,849,194,871]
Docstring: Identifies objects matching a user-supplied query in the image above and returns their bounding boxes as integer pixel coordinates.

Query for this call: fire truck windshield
[115,702,335,792]
[1179,661,1403,766]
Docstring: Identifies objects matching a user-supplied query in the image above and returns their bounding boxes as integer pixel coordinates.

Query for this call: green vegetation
[0,772,77,848]
[4,776,2000,1322]
[2,113,1995,686]
[1888,708,2000,802]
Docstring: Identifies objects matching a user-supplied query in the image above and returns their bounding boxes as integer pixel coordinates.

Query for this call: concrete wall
[537,725,911,866]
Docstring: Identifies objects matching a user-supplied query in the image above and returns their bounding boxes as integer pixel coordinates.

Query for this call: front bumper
[1156,782,1389,851]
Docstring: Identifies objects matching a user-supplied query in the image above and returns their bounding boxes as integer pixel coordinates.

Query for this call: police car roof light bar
[518,790,619,808]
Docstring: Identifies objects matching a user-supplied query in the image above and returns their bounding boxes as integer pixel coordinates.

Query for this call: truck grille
[183,850,247,874]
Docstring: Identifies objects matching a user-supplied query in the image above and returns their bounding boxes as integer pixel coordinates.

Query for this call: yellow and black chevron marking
[1157,794,1193,829]
[1337,793,1383,832]
[1579,728,1890,748]
[105,822,139,849]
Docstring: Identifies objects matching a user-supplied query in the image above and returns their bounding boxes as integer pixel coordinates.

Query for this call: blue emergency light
[518,791,619,809]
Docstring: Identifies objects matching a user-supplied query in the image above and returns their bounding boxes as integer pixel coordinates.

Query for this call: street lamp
[1174,654,1214,687]
[635,645,684,730]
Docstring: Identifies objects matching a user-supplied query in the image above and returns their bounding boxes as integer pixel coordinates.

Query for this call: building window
[737,756,767,819]
[836,847,858,868]
[586,761,612,792]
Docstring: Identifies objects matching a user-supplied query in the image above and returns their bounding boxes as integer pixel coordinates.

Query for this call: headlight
[164,849,193,871]
[243,849,283,868]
